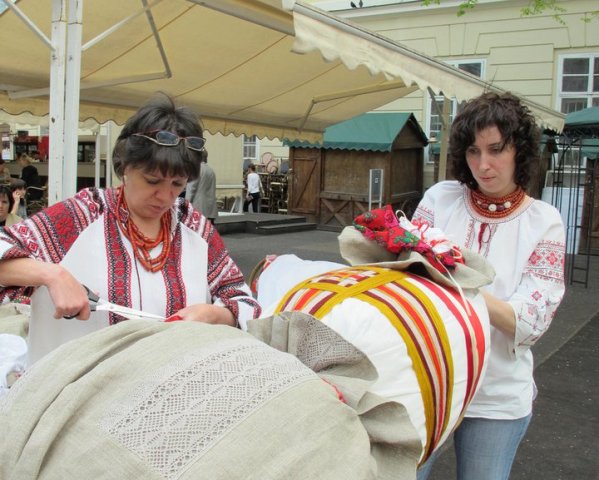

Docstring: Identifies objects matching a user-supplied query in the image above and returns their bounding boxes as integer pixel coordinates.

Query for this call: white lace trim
[293,313,366,372]
[99,338,315,479]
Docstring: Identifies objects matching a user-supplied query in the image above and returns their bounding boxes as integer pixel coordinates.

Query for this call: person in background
[17,154,43,200]
[9,179,27,218]
[1,146,11,161]
[186,149,218,224]
[414,92,566,480]
[243,163,261,213]
[0,94,261,362]
[0,159,12,184]
[0,185,22,227]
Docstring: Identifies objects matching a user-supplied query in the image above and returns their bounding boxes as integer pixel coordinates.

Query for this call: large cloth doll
[249,205,495,466]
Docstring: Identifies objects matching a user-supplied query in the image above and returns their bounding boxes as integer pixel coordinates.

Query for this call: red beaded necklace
[470,187,526,219]
[116,188,172,272]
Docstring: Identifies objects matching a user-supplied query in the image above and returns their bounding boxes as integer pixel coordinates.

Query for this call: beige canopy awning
[0,0,564,137]
[0,0,564,201]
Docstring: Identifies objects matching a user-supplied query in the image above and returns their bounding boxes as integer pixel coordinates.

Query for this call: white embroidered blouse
[412,181,566,419]
[0,188,261,363]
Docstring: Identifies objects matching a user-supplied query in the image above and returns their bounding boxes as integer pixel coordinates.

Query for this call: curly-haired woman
[414,92,566,480]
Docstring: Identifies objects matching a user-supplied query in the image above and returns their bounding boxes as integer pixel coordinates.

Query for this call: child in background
[10,179,27,218]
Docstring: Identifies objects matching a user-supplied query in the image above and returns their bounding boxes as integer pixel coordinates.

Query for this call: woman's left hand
[173,304,236,327]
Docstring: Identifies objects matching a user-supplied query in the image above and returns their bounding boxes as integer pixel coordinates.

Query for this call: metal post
[438,96,451,181]
[368,168,383,210]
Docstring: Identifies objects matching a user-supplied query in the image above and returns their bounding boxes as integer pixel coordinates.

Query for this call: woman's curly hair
[449,92,540,191]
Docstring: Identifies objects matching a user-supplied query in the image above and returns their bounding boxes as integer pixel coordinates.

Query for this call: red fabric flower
[354,205,430,255]
[353,205,464,273]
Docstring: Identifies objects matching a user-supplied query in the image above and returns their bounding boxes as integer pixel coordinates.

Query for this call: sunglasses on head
[132,130,206,152]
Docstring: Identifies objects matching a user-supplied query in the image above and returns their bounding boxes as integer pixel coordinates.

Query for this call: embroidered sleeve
[203,223,261,326]
[0,189,103,302]
[411,201,435,227]
[509,226,566,354]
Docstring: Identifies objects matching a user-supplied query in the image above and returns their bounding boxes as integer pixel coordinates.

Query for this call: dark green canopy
[565,107,599,127]
[580,138,599,159]
[563,108,599,158]
[284,112,428,152]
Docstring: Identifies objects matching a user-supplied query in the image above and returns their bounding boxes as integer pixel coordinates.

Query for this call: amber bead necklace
[116,187,172,272]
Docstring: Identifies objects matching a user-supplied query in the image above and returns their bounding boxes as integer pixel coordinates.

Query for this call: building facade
[306,0,599,186]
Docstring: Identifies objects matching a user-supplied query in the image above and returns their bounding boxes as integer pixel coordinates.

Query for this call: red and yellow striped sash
[276,266,462,460]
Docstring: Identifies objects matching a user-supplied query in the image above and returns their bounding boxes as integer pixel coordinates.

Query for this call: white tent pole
[10,0,170,102]
[299,83,419,131]
[192,1,294,35]
[82,0,165,51]
[105,125,113,188]
[62,0,83,199]
[47,0,67,207]
[95,129,101,188]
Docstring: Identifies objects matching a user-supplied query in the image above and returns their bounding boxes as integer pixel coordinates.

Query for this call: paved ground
[220,226,599,480]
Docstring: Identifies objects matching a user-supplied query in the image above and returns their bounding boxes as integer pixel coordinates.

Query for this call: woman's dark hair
[112,93,204,181]
[0,185,15,214]
[10,179,26,190]
[449,91,540,191]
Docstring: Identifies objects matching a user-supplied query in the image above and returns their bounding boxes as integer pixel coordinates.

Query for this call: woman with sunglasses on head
[414,92,566,480]
[0,94,261,363]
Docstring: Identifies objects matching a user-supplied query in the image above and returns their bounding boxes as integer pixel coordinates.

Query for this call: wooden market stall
[286,112,428,230]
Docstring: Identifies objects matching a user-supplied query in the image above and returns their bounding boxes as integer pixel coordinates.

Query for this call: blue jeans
[417,414,532,480]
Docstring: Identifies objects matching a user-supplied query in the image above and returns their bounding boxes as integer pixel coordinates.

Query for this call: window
[554,147,586,172]
[557,54,599,113]
[426,59,485,163]
[242,134,259,170]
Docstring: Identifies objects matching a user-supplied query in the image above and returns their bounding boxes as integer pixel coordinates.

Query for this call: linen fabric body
[0,317,420,480]
[412,180,566,420]
[253,254,490,464]
[0,187,260,364]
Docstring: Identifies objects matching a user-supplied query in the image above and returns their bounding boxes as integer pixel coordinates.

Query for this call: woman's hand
[0,258,91,320]
[44,264,92,320]
[11,190,22,214]
[174,304,236,327]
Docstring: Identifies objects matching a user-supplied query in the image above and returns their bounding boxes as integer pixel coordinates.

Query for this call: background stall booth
[285,112,428,231]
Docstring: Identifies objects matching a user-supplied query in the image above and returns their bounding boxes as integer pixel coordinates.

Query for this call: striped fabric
[275,265,486,461]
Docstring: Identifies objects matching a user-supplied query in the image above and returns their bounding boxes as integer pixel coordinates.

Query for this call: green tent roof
[580,138,599,159]
[565,107,599,127]
[562,108,599,157]
[284,112,428,152]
